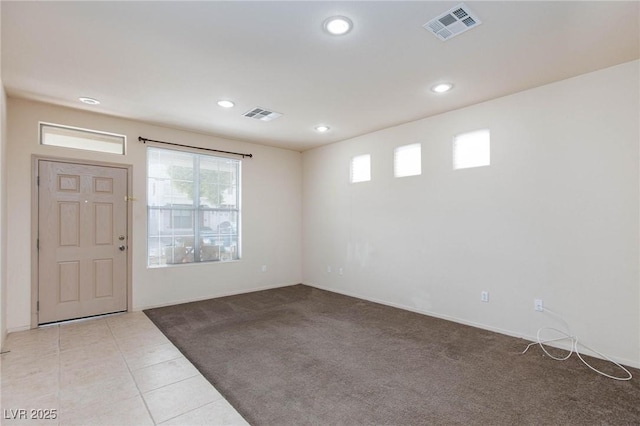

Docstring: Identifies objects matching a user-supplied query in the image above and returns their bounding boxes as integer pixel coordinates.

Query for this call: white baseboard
[7,325,31,334]
[134,282,300,312]
[304,282,640,370]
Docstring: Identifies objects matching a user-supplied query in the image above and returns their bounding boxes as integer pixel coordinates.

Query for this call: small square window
[394,143,421,177]
[453,129,490,169]
[350,154,371,183]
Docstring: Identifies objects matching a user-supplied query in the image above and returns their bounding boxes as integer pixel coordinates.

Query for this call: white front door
[38,160,128,324]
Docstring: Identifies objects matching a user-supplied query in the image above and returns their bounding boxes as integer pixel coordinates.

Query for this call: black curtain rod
[138,136,253,158]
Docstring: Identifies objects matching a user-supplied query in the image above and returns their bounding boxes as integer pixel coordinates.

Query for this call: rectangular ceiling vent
[243,107,282,122]
[423,3,481,41]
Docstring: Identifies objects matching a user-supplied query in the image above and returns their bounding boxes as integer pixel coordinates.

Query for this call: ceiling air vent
[243,107,282,122]
[423,3,481,41]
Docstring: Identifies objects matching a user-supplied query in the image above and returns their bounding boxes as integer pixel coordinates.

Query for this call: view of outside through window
[147,147,240,266]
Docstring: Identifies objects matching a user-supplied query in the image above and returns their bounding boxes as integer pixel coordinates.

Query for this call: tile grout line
[144,372,209,393]
[51,315,224,425]
[56,325,61,426]
[150,377,225,426]
[139,370,224,423]
[157,400,219,425]
[138,317,232,424]
[125,342,184,371]
[123,329,214,423]
[106,317,159,425]
[133,361,200,392]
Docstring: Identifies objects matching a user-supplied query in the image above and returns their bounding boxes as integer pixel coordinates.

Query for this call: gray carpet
[144,285,640,425]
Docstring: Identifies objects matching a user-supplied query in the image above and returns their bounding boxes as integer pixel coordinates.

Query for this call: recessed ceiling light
[79,97,100,105]
[315,125,330,133]
[217,100,235,108]
[323,16,353,35]
[431,83,454,93]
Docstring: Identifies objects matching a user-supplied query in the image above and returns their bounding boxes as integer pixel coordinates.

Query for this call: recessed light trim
[217,100,235,108]
[432,83,454,93]
[323,16,353,35]
[79,97,100,105]
[315,125,330,133]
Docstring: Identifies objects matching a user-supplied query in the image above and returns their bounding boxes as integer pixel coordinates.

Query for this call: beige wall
[0,84,6,348]
[0,0,7,349]
[302,61,640,368]
[6,98,302,331]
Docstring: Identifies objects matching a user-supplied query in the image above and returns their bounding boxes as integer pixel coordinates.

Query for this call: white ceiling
[2,1,638,152]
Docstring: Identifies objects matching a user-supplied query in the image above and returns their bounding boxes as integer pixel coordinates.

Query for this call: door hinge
[37,238,39,250]
[37,301,39,312]
[37,176,40,186]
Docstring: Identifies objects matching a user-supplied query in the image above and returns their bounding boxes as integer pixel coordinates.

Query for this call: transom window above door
[40,122,126,155]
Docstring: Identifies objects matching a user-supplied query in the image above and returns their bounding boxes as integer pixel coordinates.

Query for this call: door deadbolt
[119,235,125,241]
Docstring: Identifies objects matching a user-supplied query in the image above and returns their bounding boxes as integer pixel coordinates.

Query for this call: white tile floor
[0,312,249,426]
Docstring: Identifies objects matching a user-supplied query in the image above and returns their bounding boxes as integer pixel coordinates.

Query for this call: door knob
[119,245,126,251]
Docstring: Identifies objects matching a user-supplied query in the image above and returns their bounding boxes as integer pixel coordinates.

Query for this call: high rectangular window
[147,147,241,266]
[40,122,126,155]
[350,154,371,183]
[394,143,421,177]
[453,129,490,169]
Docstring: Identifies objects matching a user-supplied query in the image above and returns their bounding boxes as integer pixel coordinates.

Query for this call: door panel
[58,261,80,302]
[38,161,128,324]
[94,259,114,298]
[94,203,114,245]
[59,202,80,246]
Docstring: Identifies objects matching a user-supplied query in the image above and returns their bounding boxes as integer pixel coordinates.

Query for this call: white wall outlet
[261,265,267,272]
[327,266,332,273]
[534,299,544,312]
[338,267,344,276]
[481,291,489,302]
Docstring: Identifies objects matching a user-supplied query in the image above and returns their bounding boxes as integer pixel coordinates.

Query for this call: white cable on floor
[522,327,633,381]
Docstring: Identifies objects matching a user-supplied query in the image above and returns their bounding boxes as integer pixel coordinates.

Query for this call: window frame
[146,146,242,267]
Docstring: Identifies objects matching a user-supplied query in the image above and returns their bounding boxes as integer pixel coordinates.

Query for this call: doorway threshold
[39,310,128,328]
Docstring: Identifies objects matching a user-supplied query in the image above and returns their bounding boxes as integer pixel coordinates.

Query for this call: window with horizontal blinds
[147,147,241,266]
[453,129,490,169]
[350,154,371,183]
[394,143,422,177]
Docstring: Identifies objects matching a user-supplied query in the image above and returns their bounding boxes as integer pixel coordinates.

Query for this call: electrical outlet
[338,268,344,276]
[481,291,489,302]
[327,266,332,273]
[261,265,267,272]
[534,299,544,312]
